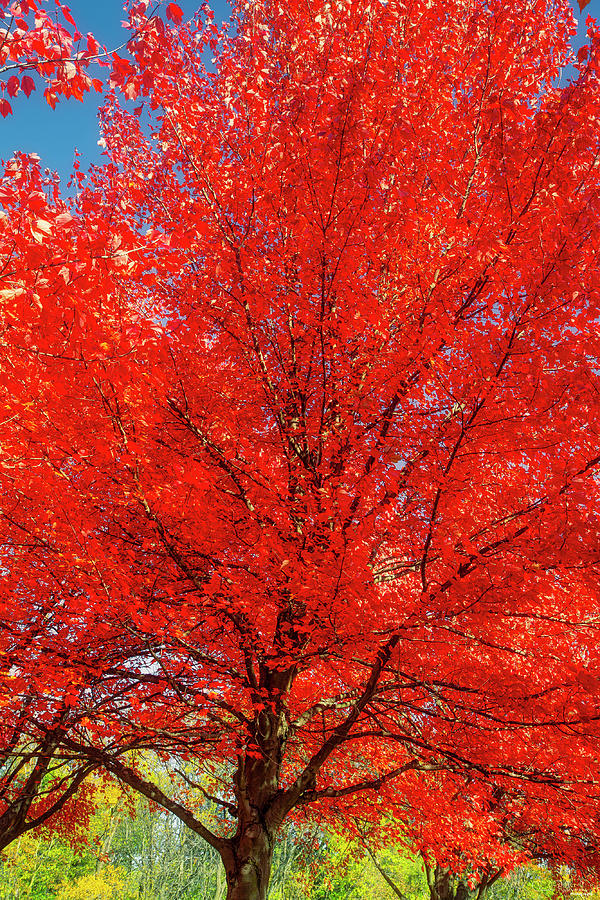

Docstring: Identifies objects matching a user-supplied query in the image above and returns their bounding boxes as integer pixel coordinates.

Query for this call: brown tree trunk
[433,866,454,900]
[220,669,292,900]
[424,863,501,900]
[425,864,471,900]
[222,822,275,900]
[455,882,469,900]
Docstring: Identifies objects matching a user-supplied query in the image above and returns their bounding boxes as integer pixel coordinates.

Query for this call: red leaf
[166,3,183,25]
[578,0,590,10]
[87,33,100,56]
[21,75,35,97]
[6,76,19,98]
[60,4,77,28]
[0,99,12,117]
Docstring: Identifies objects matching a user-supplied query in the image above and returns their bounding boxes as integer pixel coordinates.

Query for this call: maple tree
[4,0,600,898]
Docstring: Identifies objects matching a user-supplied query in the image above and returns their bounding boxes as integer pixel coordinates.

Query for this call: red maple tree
[3,0,600,898]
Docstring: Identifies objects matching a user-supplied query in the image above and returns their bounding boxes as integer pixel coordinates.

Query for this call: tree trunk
[433,867,454,900]
[425,864,471,900]
[455,882,469,900]
[424,863,500,900]
[220,656,299,900]
[222,822,275,900]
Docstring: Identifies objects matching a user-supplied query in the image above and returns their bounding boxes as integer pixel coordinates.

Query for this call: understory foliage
[2,0,600,898]
[0,784,568,900]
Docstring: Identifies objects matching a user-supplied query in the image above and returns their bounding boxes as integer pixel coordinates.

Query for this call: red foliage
[3,0,600,894]
[0,0,188,115]
[0,0,105,111]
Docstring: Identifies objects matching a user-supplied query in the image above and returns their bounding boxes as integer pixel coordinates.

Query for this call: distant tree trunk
[363,841,410,899]
[424,863,502,900]
[214,861,227,900]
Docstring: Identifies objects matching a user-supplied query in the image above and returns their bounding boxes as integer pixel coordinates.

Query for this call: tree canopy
[2,0,600,898]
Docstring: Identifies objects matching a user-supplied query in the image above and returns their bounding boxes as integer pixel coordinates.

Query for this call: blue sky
[0,0,597,184]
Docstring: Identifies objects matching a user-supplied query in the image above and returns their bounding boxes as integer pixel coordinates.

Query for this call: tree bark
[222,822,275,900]
[425,864,471,900]
[220,704,286,900]
[424,863,501,900]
